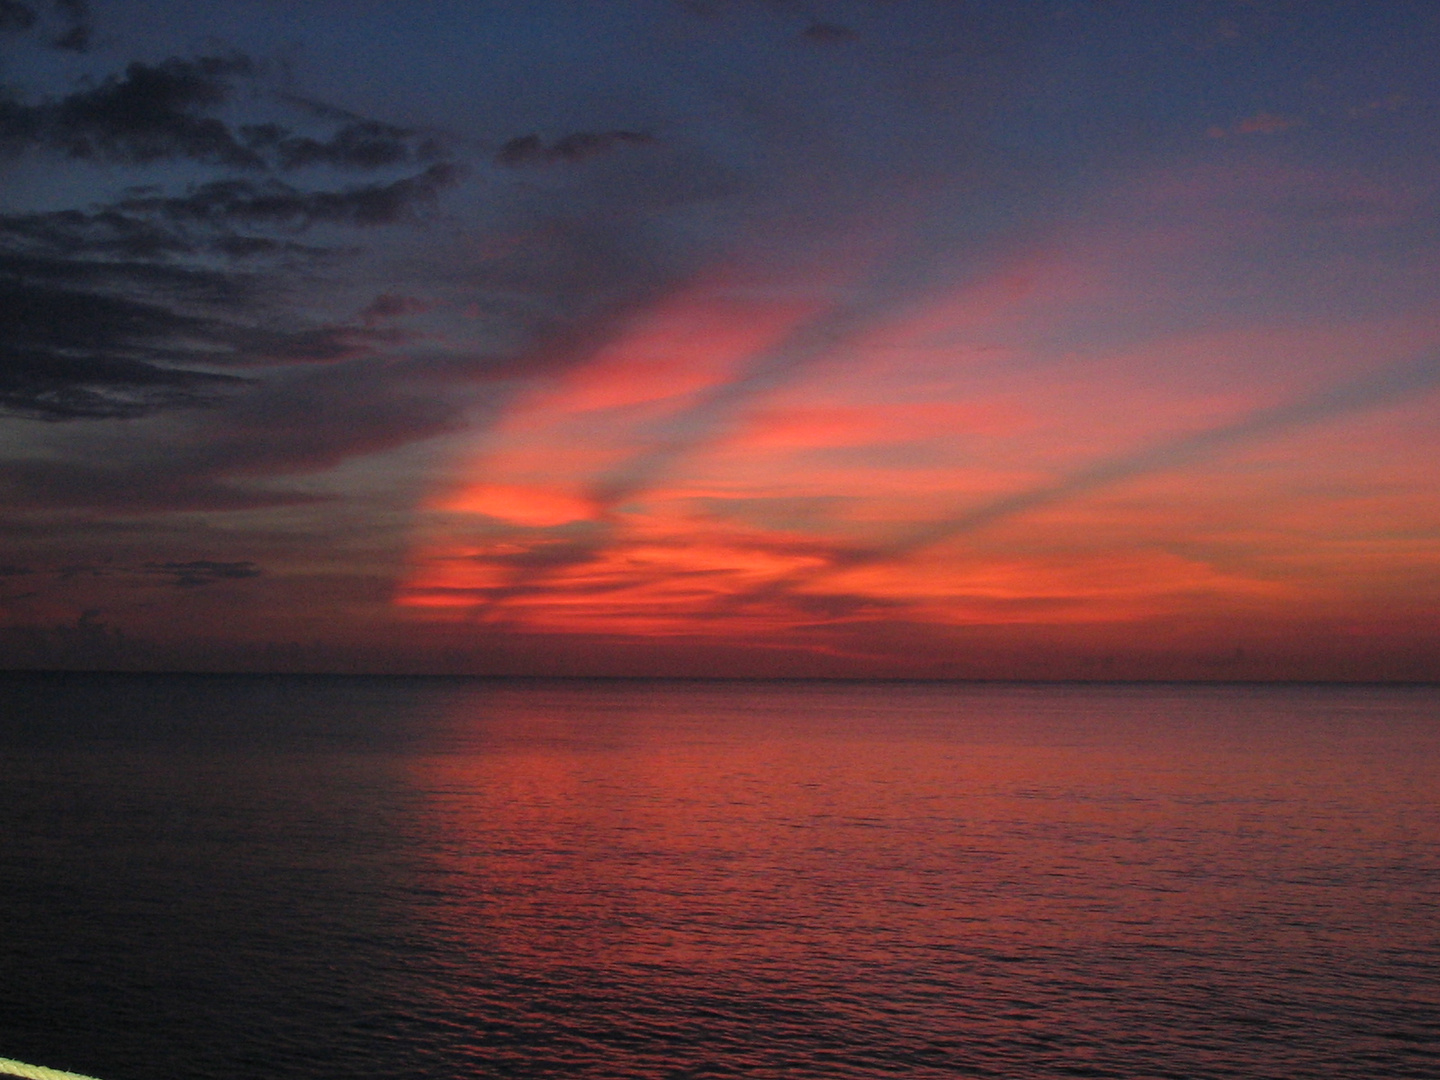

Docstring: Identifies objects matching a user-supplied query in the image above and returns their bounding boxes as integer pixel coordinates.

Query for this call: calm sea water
[1,675,1437,1080]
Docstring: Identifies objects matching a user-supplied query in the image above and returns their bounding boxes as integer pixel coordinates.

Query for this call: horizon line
[1,667,1436,689]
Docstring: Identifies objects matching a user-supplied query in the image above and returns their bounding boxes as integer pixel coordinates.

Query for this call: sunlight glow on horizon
[395,159,1440,665]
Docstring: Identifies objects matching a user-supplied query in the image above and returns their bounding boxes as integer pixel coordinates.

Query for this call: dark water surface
[1,674,1437,1079]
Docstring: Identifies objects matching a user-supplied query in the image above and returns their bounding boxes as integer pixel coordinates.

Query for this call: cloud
[247,118,440,171]
[0,46,463,423]
[51,0,88,51]
[0,258,280,419]
[0,457,327,512]
[496,130,656,167]
[0,0,84,45]
[142,559,261,587]
[408,169,1043,615]
[0,56,263,166]
[3,1,1016,528]
[0,267,399,420]
[0,347,247,420]
[584,215,1004,509]
[116,164,461,229]
[724,353,1440,607]
[0,350,481,511]
[0,52,449,171]
[170,358,473,478]
[0,1,36,32]
[359,294,431,324]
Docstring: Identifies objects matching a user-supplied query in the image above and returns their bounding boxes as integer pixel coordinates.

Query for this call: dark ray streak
[589,207,1023,508]
[451,12,1031,615]
[723,353,1440,610]
[453,205,1035,617]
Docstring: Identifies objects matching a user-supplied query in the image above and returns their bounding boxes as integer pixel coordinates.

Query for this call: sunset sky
[2,0,1438,679]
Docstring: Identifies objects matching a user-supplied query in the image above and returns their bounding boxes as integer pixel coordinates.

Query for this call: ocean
[1,674,1437,1079]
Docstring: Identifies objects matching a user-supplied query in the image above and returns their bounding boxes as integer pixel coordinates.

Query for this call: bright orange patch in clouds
[433,484,595,528]
[398,171,1440,674]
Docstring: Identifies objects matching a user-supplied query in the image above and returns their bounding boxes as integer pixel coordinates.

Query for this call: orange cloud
[504,273,828,421]
[394,161,1440,675]
[433,484,595,527]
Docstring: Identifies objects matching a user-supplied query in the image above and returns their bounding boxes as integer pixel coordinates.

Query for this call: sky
[1,0,1438,680]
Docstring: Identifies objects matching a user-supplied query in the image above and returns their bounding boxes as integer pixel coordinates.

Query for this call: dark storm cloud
[0,54,443,171]
[0,170,456,270]
[0,1,105,52]
[496,131,656,167]
[3,205,206,261]
[50,0,88,51]
[256,119,440,171]
[0,260,379,362]
[115,164,461,229]
[0,266,395,420]
[0,243,263,299]
[0,346,246,420]
[0,1,36,32]
[0,56,263,166]
[0,267,262,419]
[0,353,478,511]
[3,277,216,356]
[0,43,463,423]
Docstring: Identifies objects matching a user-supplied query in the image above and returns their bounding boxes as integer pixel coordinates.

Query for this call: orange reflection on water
[402,682,1440,1042]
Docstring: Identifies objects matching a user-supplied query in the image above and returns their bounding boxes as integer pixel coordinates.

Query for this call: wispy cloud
[496,130,656,167]
[142,559,261,587]
[1208,111,1303,138]
[728,353,1440,605]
